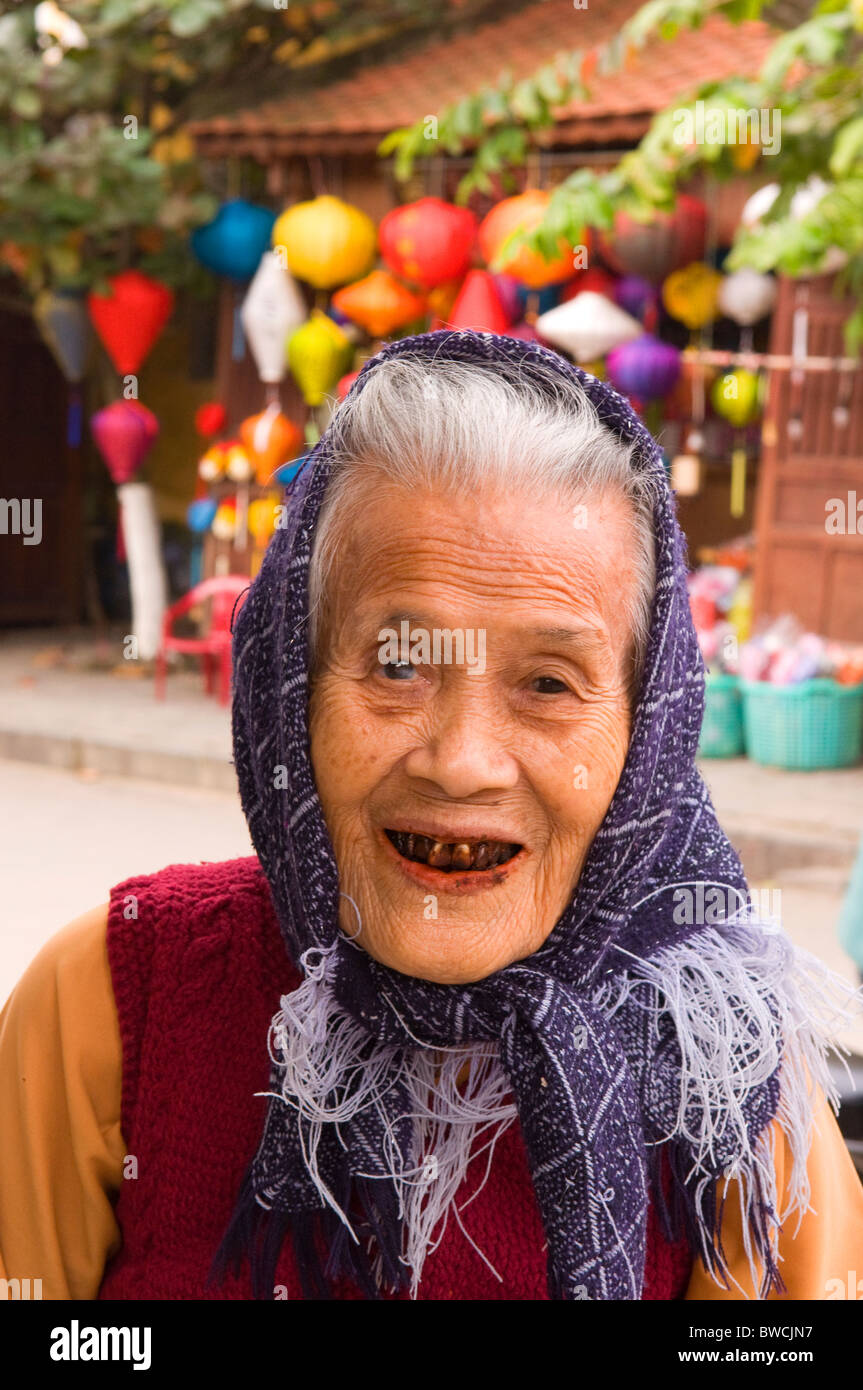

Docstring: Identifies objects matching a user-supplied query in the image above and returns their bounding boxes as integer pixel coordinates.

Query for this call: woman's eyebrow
[531,625,609,651]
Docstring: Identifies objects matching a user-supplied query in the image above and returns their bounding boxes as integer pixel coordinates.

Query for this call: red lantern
[560,267,617,303]
[479,191,572,290]
[445,270,509,334]
[331,270,427,339]
[88,270,174,376]
[379,197,478,290]
[337,370,361,401]
[195,401,228,437]
[598,195,707,285]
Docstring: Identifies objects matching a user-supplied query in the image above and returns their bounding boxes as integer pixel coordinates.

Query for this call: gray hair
[307,351,660,698]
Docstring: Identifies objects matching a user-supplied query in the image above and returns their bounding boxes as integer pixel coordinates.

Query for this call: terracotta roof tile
[188,0,779,155]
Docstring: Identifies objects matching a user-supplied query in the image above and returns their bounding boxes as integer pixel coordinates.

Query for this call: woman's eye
[532,676,571,695]
[377,659,417,682]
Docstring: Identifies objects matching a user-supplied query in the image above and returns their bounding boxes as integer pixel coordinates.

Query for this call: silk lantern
[446,270,509,334]
[662,263,722,331]
[560,268,617,303]
[479,191,572,289]
[88,271,174,376]
[212,499,237,541]
[536,293,642,363]
[607,335,681,401]
[614,276,659,329]
[248,495,280,548]
[33,288,92,445]
[379,197,477,289]
[225,443,253,483]
[194,402,227,438]
[90,401,154,484]
[198,442,229,483]
[718,269,777,353]
[272,196,376,291]
[240,251,307,384]
[191,200,276,282]
[239,403,303,485]
[187,497,218,533]
[287,311,353,406]
[331,269,426,339]
[711,369,761,518]
[598,195,707,285]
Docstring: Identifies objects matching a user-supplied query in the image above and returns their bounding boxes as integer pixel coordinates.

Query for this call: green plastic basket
[741,678,863,770]
[698,673,745,758]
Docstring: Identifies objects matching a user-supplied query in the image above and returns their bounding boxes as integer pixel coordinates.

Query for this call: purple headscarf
[215,329,846,1301]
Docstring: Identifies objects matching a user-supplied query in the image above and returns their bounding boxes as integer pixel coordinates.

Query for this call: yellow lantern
[662,263,722,331]
[287,311,353,406]
[271,196,377,290]
[248,494,281,549]
[225,443,253,482]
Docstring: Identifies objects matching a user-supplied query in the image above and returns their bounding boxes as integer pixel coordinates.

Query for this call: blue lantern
[187,498,218,533]
[191,200,277,282]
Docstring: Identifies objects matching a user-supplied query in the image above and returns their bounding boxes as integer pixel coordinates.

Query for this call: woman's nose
[403,685,520,799]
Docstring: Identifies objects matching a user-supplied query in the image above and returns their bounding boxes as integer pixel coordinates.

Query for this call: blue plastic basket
[698,673,745,758]
[741,678,863,770]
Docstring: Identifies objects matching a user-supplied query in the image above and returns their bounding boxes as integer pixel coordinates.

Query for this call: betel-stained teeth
[386,830,520,871]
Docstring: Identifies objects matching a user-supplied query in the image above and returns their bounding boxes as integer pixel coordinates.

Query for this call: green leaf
[10,88,41,119]
[830,115,863,178]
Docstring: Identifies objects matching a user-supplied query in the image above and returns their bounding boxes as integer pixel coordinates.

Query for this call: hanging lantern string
[682,346,859,372]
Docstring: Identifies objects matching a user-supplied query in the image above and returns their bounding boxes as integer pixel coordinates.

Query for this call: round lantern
[337,369,361,401]
[662,262,722,331]
[198,443,228,483]
[248,495,280,549]
[195,401,227,438]
[88,271,174,377]
[606,334,681,401]
[211,499,237,542]
[718,269,777,327]
[613,276,658,328]
[225,443,253,482]
[711,369,760,428]
[331,269,426,339]
[598,195,707,285]
[379,197,477,289]
[479,191,572,289]
[446,270,509,334]
[240,251,307,384]
[272,196,376,290]
[191,200,276,282]
[287,311,353,405]
[187,497,218,534]
[560,268,617,303]
[536,292,642,363]
[239,403,303,485]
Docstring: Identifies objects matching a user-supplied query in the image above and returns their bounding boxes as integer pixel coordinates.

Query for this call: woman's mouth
[384,829,522,872]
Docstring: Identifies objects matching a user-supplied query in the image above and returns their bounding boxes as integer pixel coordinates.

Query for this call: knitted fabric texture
[219,328,849,1302]
[99,857,693,1300]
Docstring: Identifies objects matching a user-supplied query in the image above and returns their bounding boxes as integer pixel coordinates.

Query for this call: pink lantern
[90,400,156,484]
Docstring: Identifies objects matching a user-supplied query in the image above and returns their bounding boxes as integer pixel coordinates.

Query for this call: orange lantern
[331,270,427,340]
[239,404,303,486]
[478,191,572,289]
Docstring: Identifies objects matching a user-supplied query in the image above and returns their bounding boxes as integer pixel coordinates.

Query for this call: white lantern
[718,269,777,327]
[536,293,642,363]
[240,251,307,384]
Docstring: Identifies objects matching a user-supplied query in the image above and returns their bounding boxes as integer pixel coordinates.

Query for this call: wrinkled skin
[309,480,640,985]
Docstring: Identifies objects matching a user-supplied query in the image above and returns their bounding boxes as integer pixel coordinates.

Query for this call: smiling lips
[385,829,522,873]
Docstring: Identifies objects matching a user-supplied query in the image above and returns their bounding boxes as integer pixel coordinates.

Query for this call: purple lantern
[606,334,681,402]
[614,276,659,327]
[90,401,154,484]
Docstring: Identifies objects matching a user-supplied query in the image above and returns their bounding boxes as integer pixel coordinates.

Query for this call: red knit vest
[98,856,692,1300]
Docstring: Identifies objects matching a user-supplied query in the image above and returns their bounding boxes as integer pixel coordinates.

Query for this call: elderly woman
[1,328,861,1302]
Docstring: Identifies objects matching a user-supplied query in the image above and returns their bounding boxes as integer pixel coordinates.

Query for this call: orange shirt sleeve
[0,903,125,1299]
[1,902,861,1301]
[685,1089,863,1299]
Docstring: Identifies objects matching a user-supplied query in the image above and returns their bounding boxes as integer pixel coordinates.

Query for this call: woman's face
[309,479,641,984]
